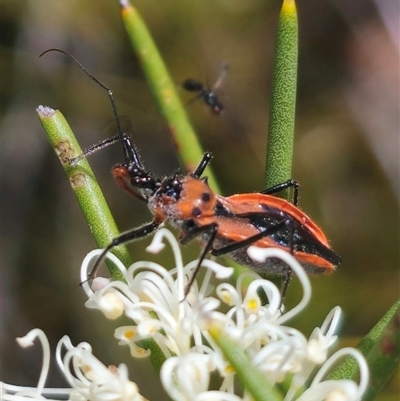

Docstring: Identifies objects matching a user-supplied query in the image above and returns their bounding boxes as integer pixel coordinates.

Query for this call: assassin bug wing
[204,193,341,274]
[219,193,329,243]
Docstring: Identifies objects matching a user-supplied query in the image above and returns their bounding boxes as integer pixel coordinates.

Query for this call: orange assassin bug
[42,49,341,294]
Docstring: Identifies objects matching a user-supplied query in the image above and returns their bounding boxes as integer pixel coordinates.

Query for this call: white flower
[160,352,243,401]
[307,306,341,364]
[295,348,369,401]
[1,329,72,401]
[81,228,234,360]
[56,336,143,401]
[4,229,369,401]
[114,326,151,358]
[77,230,369,400]
[1,329,144,401]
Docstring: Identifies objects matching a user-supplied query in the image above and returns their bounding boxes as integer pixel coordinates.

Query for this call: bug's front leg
[87,220,160,281]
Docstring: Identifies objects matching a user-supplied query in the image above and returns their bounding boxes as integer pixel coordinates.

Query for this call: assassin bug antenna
[42,50,340,300]
[39,48,142,168]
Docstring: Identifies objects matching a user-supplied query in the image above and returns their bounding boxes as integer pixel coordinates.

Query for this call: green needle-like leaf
[209,325,284,401]
[265,0,298,198]
[328,298,400,400]
[37,106,132,280]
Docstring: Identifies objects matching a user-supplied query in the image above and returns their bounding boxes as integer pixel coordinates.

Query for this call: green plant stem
[265,0,298,197]
[37,106,132,280]
[209,325,283,401]
[38,105,167,369]
[136,338,167,376]
[120,0,219,193]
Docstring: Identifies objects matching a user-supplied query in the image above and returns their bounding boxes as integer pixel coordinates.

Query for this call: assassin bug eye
[201,192,211,202]
[192,207,202,217]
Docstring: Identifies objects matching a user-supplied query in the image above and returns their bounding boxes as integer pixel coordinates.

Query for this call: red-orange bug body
[97,142,340,283]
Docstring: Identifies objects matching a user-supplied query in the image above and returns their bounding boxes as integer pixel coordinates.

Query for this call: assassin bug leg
[87,220,161,280]
[180,223,219,297]
[180,220,288,298]
[70,134,121,165]
[261,179,299,206]
[44,50,341,298]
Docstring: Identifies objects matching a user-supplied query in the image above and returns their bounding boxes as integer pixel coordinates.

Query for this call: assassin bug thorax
[42,49,341,296]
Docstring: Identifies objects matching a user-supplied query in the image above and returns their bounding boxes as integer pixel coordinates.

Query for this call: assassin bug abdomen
[208,193,340,275]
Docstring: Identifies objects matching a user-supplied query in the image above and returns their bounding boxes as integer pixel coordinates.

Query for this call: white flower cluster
[2,228,368,401]
[1,329,143,401]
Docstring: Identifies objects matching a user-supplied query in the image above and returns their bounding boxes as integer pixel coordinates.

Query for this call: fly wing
[212,63,229,91]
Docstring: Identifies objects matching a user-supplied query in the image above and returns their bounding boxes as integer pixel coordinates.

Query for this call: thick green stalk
[120,0,219,192]
[37,106,132,280]
[265,0,298,197]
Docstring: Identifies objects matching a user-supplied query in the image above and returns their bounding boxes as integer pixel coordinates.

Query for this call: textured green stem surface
[37,106,132,280]
[137,338,167,376]
[120,0,219,192]
[328,298,400,400]
[209,326,283,401]
[265,0,298,197]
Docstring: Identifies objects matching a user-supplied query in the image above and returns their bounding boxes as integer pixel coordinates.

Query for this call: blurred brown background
[1,0,399,399]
